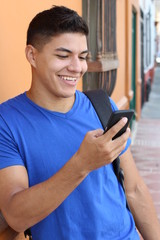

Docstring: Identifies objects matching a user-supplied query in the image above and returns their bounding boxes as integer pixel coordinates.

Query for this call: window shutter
[83,0,118,96]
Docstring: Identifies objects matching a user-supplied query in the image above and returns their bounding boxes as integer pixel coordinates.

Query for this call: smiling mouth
[60,76,77,82]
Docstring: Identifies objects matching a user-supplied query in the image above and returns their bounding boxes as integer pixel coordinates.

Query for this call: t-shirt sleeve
[109,98,131,155]
[0,115,25,169]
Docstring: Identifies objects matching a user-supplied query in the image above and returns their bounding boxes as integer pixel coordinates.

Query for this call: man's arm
[120,148,160,240]
[0,118,130,233]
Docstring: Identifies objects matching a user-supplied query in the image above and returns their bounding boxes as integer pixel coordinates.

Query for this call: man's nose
[67,57,82,72]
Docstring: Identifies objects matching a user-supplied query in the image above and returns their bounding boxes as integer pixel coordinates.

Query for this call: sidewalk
[131,67,160,222]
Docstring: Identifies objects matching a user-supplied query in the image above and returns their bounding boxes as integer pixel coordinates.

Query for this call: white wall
[139,0,156,72]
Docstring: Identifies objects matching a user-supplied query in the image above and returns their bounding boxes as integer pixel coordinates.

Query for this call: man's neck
[26,90,75,113]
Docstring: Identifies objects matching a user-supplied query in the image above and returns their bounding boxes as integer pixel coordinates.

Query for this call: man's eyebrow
[55,47,88,54]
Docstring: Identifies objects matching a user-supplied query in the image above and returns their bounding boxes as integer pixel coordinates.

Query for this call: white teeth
[62,76,77,81]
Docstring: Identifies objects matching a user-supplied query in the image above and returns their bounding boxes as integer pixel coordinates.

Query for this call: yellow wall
[0,0,82,103]
[112,0,141,119]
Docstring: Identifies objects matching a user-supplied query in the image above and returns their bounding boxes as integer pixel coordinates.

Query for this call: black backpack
[24,89,129,239]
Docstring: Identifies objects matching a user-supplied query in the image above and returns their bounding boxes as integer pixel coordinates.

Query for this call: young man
[0,6,159,240]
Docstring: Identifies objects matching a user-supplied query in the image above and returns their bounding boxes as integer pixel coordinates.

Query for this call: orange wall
[112,0,127,106]
[0,1,82,103]
[112,0,141,119]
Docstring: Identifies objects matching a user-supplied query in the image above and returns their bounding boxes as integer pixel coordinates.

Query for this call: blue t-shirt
[0,91,140,240]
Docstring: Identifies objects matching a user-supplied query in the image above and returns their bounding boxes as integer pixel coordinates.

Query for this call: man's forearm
[127,181,160,240]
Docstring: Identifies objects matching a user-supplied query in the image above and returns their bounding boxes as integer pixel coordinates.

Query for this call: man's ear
[25,45,37,68]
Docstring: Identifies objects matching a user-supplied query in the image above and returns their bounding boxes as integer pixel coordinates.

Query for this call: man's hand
[76,117,130,173]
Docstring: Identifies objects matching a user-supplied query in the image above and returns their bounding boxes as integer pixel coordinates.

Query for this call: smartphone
[104,109,134,140]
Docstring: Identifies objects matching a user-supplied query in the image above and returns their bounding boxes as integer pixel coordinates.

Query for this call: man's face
[30,33,88,100]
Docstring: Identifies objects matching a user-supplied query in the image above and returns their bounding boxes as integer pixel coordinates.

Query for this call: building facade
[139,0,156,105]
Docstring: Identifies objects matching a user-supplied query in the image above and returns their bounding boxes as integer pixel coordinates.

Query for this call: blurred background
[0,1,160,239]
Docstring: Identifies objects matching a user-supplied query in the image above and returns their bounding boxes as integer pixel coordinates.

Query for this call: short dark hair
[26,5,89,49]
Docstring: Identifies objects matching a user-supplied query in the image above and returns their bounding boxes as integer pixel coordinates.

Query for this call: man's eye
[79,56,87,60]
[56,55,68,59]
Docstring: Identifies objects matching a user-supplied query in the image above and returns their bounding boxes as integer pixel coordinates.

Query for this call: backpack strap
[83,89,120,178]
[83,89,112,129]
[84,89,130,210]
[24,228,32,239]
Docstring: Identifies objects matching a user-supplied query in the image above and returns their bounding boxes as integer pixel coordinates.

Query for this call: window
[82,0,118,95]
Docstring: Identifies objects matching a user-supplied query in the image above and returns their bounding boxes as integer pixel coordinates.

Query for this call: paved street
[131,67,160,223]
